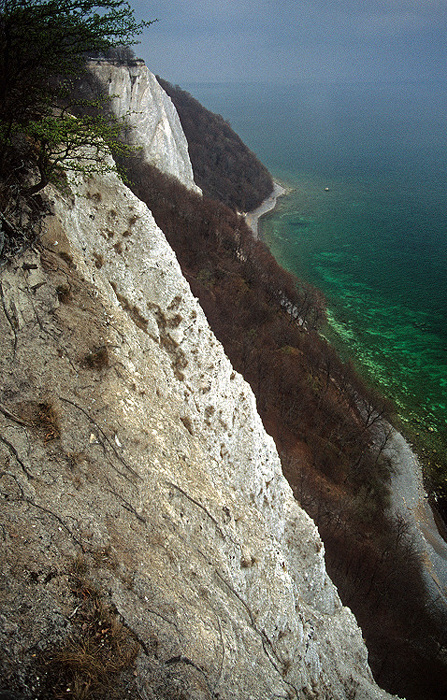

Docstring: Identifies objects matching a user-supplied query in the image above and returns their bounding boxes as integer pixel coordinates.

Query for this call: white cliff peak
[88,59,200,193]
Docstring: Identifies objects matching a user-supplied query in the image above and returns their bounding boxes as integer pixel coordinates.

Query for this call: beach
[384,427,447,606]
[244,181,286,238]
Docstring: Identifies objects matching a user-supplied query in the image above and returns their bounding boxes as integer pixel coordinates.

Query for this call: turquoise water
[185,81,447,459]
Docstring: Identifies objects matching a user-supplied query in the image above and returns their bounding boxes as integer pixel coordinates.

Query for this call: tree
[0,0,154,192]
[21,109,134,194]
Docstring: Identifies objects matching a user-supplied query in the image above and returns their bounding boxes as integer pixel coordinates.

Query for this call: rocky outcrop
[387,428,447,611]
[88,59,200,193]
[0,161,399,698]
[0,60,401,698]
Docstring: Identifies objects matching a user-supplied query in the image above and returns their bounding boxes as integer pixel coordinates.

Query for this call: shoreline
[244,181,287,238]
[385,426,447,607]
[249,178,447,607]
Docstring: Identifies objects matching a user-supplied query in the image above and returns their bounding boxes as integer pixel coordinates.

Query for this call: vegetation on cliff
[156,77,274,212]
[117,147,447,700]
[0,0,152,208]
[1,3,446,689]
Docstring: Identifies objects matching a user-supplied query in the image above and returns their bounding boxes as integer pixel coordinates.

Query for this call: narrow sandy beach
[244,182,287,238]
[384,426,447,606]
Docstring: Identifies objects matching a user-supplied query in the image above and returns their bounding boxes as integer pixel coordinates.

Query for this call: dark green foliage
[156,77,274,212]
[0,0,147,121]
[0,1,153,194]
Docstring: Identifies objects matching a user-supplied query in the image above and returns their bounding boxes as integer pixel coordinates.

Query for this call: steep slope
[94,62,447,699]
[87,59,200,193]
[156,77,274,212]
[0,161,398,699]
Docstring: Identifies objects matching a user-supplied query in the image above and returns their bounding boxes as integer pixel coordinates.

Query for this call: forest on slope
[156,77,274,212]
[116,100,447,698]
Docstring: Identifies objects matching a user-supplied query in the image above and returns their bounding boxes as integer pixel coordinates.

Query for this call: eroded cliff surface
[88,59,200,193]
[0,160,399,699]
[0,60,402,698]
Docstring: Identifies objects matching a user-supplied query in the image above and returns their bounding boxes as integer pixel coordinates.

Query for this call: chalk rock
[88,59,200,193]
[0,61,400,698]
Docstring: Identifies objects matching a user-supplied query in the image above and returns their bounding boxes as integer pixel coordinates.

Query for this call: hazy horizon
[133,1,447,87]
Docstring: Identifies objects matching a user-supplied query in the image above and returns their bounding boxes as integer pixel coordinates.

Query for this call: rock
[0,59,400,700]
[0,223,5,257]
[0,160,399,699]
[88,60,201,193]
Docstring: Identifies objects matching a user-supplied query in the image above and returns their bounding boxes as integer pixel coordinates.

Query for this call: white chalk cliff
[88,59,200,193]
[0,62,400,698]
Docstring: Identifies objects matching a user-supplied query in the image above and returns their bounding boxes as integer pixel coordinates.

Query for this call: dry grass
[36,558,139,699]
[15,399,61,442]
[56,283,72,304]
[82,346,109,371]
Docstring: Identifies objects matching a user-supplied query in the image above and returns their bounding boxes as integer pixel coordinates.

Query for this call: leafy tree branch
[0,0,155,195]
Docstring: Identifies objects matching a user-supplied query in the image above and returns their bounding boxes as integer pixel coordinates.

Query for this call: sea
[184,80,447,489]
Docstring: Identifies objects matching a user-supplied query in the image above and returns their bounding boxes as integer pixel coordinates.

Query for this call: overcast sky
[131,0,447,85]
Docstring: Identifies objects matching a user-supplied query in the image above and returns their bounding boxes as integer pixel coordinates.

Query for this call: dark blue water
[185,80,447,475]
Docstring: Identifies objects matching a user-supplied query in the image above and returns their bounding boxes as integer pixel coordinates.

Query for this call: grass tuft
[36,559,139,699]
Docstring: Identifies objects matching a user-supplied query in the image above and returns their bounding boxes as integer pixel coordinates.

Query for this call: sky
[131,0,447,86]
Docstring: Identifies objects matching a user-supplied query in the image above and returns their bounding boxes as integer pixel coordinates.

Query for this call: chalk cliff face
[0,64,399,699]
[88,59,200,193]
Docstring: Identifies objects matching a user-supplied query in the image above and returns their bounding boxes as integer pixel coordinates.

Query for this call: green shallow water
[186,80,447,487]
[261,170,447,437]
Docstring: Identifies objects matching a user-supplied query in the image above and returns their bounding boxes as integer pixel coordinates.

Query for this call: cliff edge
[0,63,399,699]
[87,59,200,194]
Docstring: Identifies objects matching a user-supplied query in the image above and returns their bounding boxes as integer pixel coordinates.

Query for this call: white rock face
[387,428,447,609]
[0,62,400,698]
[0,165,399,697]
[35,165,397,697]
[88,59,200,192]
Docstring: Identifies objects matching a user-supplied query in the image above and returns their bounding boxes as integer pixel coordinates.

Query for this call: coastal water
[185,80,447,486]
